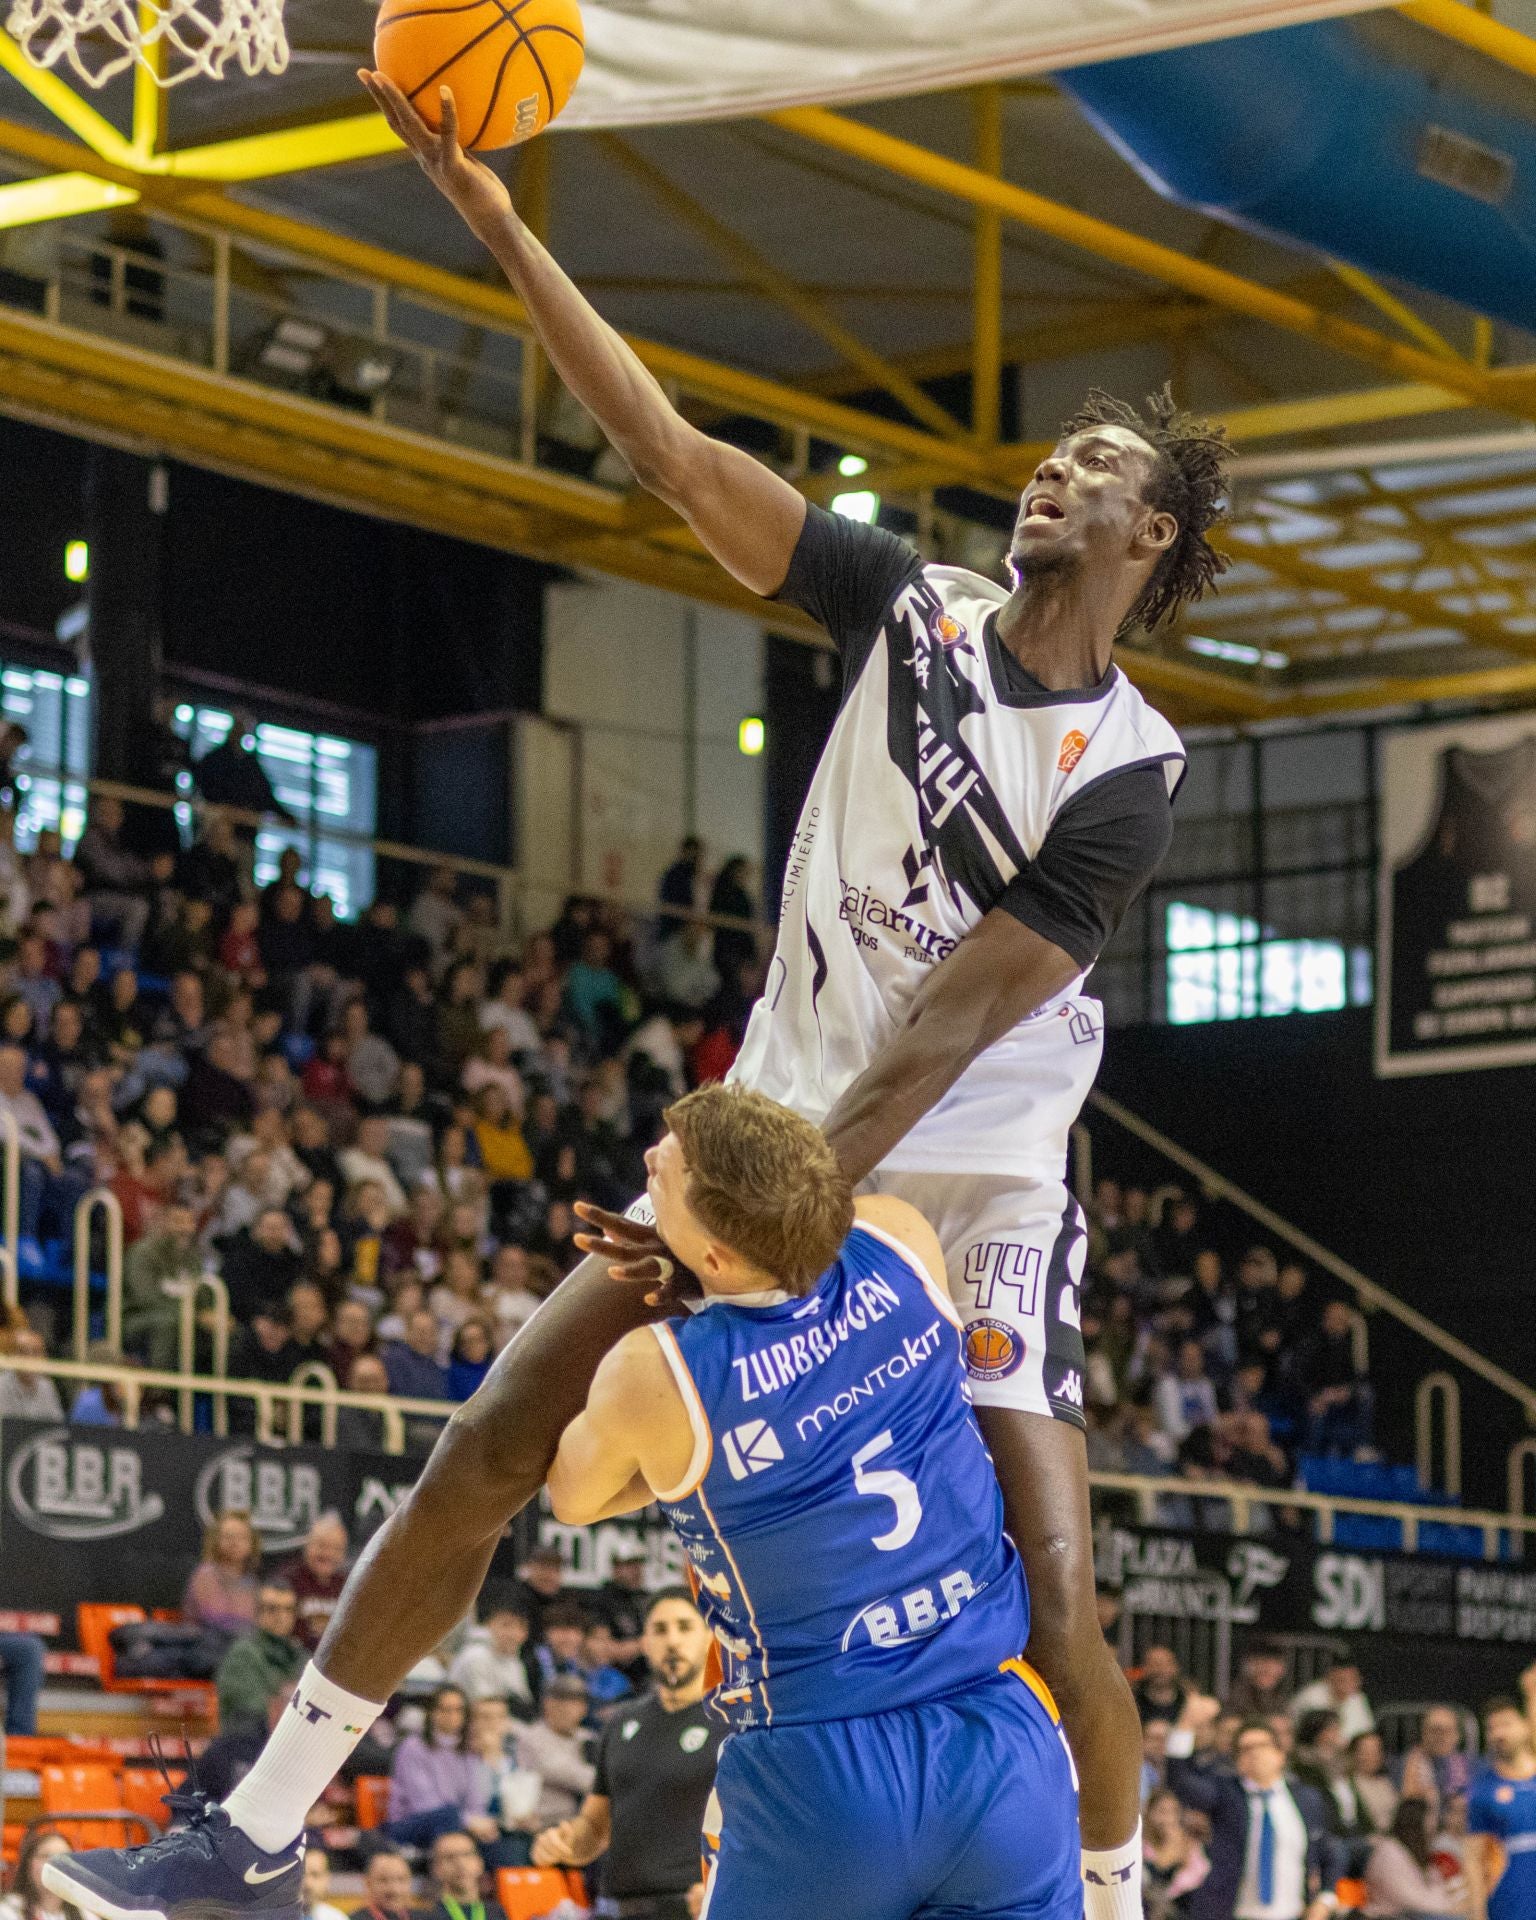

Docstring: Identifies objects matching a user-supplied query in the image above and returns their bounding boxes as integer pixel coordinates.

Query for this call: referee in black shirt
[533,1590,722,1919]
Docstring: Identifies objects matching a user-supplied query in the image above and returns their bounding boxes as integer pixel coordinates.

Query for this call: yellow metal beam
[159,111,399,182]
[597,134,969,442]
[1399,0,1536,76]
[972,85,1003,446]
[131,3,167,160]
[0,170,138,229]
[0,30,141,168]
[766,107,1509,414]
[1326,259,1464,363]
[1275,655,1536,718]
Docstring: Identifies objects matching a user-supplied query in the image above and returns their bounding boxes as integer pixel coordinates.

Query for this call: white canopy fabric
[561,0,1393,129]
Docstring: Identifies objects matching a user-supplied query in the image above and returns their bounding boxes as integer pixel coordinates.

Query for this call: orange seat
[354,1775,391,1830]
[75,1602,217,1709]
[494,1867,586,1919]
[3,1824,26,1866]
[40,1762,132,1849]
[121,1766,185,1833]
[1337,1880,1368,1911]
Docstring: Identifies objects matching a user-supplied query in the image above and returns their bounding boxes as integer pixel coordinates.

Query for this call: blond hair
[662,1084,853,1295]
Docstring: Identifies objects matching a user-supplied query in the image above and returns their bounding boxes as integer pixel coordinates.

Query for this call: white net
[5,0,289,87]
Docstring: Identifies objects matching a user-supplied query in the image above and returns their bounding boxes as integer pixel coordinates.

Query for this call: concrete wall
[537,572,765,913]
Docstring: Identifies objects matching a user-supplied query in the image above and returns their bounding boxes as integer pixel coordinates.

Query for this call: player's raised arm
[358,74,808,597]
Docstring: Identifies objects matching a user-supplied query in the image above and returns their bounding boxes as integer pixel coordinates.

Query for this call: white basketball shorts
[857,1171,1089,1428]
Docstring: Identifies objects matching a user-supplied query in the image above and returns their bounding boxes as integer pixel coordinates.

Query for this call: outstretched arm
[359,75,807,597]
[546,1327,695,1523]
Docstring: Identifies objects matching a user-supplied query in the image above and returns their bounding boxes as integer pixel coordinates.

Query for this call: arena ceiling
[4,0,1536,726]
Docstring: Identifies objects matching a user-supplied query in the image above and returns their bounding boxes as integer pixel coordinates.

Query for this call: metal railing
[0,1107,19,1313]
[1088,1089,1536,1427]
[175,1271,230,1437]
[0,1349,1530,1560]
[71,1188,123,1362]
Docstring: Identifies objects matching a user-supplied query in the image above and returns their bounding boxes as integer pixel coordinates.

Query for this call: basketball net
[5,0,289,88]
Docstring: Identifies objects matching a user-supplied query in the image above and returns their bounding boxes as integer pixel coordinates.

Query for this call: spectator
[1295,1300,1375,1457]
[1166,1692,1341,1920]
[0,1320,65,1420]
[75,794,166,951]
[432,1247,487,1339]
[325,1297,377,1387]
[1292,1657,1375,1745]
[183,1509,263,1640]
[1136,1647,1190,1727]
[461,1026,524,1113]
[533,1591,721,1918]
[1144,1786,1210,1920]
[472,1085,533,1190]
[707,854,757,984]
[1293,1708,1375,1845]
[180,810,246,927]
[533,1600,587,1692]
[281,1512,350,1654]
[479,962,541,1058]
[561,931,624,1051]
[355,1850,415,1920]
[386,1683,499,1851]
[0,1626,46,1736]
[422,1833,507,1920]
[340,1114,409,1219]
[1401,1708,1475,1811]
[336,1351,393,1451]
[446,1318,494,1402]
[437,961,486,1082]
[1230,1644,1292,1721]
[341,999,401,1110]
[450,1597,539,1718]
[221,1206,303,1324]
[596,1551,649,1678]
[385,1307,450,1402]
[1352,1732,1401,1837]
[577,1619,633,1714]
[657,834,703,921]
[193,713,293,822]
[1366,1799,1465,1919]
[514,1675,596,1831]
[301,1846,349,1920]
[0,1827,74,1920]
[216,1579,306,1731]
[651,918,719,1011]
[409,866,463,971]
[1156,1339,1220,1446]
[123,1201,205,1371]
[511,1546,567,1641]
[0,1041,91,1250]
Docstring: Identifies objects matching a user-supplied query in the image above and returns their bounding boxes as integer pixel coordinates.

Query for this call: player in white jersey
[50,75,1232,1920]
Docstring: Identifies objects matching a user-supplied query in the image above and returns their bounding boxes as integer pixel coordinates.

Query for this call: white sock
[1083,1824,1143,1920]
[223,1663,384,1854]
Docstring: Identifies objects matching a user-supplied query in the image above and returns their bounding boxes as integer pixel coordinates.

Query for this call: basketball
[373,0,584,152]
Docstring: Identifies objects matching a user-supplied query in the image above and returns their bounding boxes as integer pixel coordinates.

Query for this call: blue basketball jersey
[651,1220,1029,1731]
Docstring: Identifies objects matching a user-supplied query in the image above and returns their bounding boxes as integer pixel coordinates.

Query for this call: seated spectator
[450,1598,538,1718]
[340,997,401,1111]
[511,1545,567,1641]
[534,1600,588,1691]
[75,794,167,951]
[335,1351,393,1451]
[1135,1646,1188,1726]
[472,1084,533,1188]
[561,931,624,1050]
[281,1512,350,1653]
[432,1246,487,1340]
[354,1850,414,1920]
[410,865,463,971]
[1155,1339,1220,1446]
[325,1296,377,1386]
[221,1206,304,1324]
[216,1579,305,1731]
[123,1200,205,1371]
[385,1062,438,1191]
[301,1845,348,1920]
[1294,1708,1376,1844]
[1292,1655,1375,1744]
[1296,1298,1375,1457]
[484,1244,542,1340]
[0,1041,91,1251]
[1228,1642,1291,1719]
[182,1027,256,1138]
[514,1676,596,1832]
[184,1508,263,1640]
[577,1619,632,1714]
[387,1683,499,1851]
[479,961,540,1058]
[423,1832,507,1920]
[340,1113,409,1219]
[386,1306,450,1401]
[650,917,719,1011]
[462,1025,525,1113]
[1143,1786,1209,1920]
[446,1317,495,1401]
[438,960,487,1082]
[0,1626,46,1737]
[1352,1731,1401,1837]
[1365,1798,1465,1919]
[1400,1706,1474,1810]
[0,1827,75,1920]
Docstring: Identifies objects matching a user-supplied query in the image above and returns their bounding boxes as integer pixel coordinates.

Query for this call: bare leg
[317,1253,654,1698]
[977,1407,1141,1850]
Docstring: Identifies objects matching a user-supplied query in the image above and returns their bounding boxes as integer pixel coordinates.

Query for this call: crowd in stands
[1079,1179,1378,1528]
[1126,1636,1536,1920]
[0,788,762,1443]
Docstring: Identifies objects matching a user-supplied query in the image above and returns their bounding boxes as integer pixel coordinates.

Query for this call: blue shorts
[700,1662,1080,1920]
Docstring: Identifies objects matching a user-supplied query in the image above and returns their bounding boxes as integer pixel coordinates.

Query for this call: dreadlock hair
[1058,384,1231,635]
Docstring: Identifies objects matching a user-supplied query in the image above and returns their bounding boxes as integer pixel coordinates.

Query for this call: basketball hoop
[5,0,289,89]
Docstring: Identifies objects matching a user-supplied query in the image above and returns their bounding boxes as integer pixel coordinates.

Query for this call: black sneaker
[42,1790,303,1920]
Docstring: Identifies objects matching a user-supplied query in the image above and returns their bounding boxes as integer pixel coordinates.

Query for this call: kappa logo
[963,1318,1025,1383]
[680,1726,709,1753]
[1058,729,1088,772]
[621,1718,640,1741]
[723,1419,783,1480]
[1054,1369,1085,1409]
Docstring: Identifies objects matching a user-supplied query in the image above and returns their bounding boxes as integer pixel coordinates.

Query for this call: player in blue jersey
[1468,1686,1536,1920]
[544,1083,1080,1920]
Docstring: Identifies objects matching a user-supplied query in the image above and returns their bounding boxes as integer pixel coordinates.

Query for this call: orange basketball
[374,0,584,153]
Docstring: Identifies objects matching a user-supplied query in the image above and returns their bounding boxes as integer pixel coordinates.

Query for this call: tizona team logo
[932,612,968,647]
[1058,729,1088,772]
[963,1318,1025,1382]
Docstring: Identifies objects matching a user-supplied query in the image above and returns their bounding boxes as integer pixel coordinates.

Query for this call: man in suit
[1166,1691,1342,1920]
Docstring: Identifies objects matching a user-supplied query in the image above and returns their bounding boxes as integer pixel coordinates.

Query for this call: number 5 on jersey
[852,1430,922,1551]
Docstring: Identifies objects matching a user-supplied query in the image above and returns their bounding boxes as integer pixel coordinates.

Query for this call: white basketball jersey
[732,560,1184,1178]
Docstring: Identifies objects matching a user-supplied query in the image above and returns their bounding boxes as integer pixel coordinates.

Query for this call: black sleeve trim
[993,763,1175,970]
[773,503,924,684]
